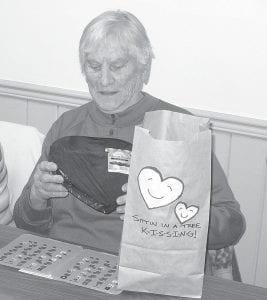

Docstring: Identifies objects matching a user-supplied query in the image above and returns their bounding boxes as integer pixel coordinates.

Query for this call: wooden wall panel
[255,160,267,287]
[211,130,232,176]
[228,135,267,284]
[0,96,27,125]
[27,100,58,135]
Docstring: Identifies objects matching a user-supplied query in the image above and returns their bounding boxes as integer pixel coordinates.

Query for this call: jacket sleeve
[207,154,246,250]
[13,127,55,234]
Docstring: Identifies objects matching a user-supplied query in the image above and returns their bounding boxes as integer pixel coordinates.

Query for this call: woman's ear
[142,60,152,85]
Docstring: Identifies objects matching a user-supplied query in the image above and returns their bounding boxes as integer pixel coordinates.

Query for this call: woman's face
[84,40,145,114]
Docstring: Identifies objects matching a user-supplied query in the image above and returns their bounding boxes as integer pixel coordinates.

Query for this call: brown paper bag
[118,110,211,298]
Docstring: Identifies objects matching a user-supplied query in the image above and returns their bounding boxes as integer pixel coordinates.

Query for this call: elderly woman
[14,10,245,274]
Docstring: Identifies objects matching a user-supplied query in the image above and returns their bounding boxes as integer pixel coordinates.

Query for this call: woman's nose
[100,64,114,86]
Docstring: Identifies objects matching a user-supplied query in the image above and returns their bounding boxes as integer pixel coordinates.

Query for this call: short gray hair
[79,10,154,84]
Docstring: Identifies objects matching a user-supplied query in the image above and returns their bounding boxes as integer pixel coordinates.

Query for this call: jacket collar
[87,92,158,127]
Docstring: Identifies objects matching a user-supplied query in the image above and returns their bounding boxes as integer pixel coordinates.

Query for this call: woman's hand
[30,161,68,210]
[116,183,127,220]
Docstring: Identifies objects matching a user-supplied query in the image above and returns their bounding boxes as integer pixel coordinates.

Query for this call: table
[0,225,266,300]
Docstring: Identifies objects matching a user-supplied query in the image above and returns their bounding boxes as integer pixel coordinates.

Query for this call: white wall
[0,0,266,120]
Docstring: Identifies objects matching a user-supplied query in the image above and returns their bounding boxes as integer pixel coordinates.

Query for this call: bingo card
[0,234,121,295]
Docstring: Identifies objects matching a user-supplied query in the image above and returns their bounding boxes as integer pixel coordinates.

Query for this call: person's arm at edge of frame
[13,127,55,234]
[207,154,246,250]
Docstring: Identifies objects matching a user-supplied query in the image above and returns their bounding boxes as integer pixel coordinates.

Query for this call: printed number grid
[0,234,121,295]
[53,249,121,294]
[0,234,82,275]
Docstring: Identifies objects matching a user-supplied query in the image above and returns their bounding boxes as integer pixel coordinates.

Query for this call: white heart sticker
[175,202,199,224]
[138,167,184,209]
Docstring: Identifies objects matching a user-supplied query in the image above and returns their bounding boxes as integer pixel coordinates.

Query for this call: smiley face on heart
[175,202,199,224]
[138,167,184,209]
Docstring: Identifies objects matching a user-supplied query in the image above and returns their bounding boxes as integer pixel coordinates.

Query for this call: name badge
[105,148,131,175]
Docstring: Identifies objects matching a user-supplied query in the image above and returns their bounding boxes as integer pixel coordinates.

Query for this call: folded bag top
[48,136,132,214]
